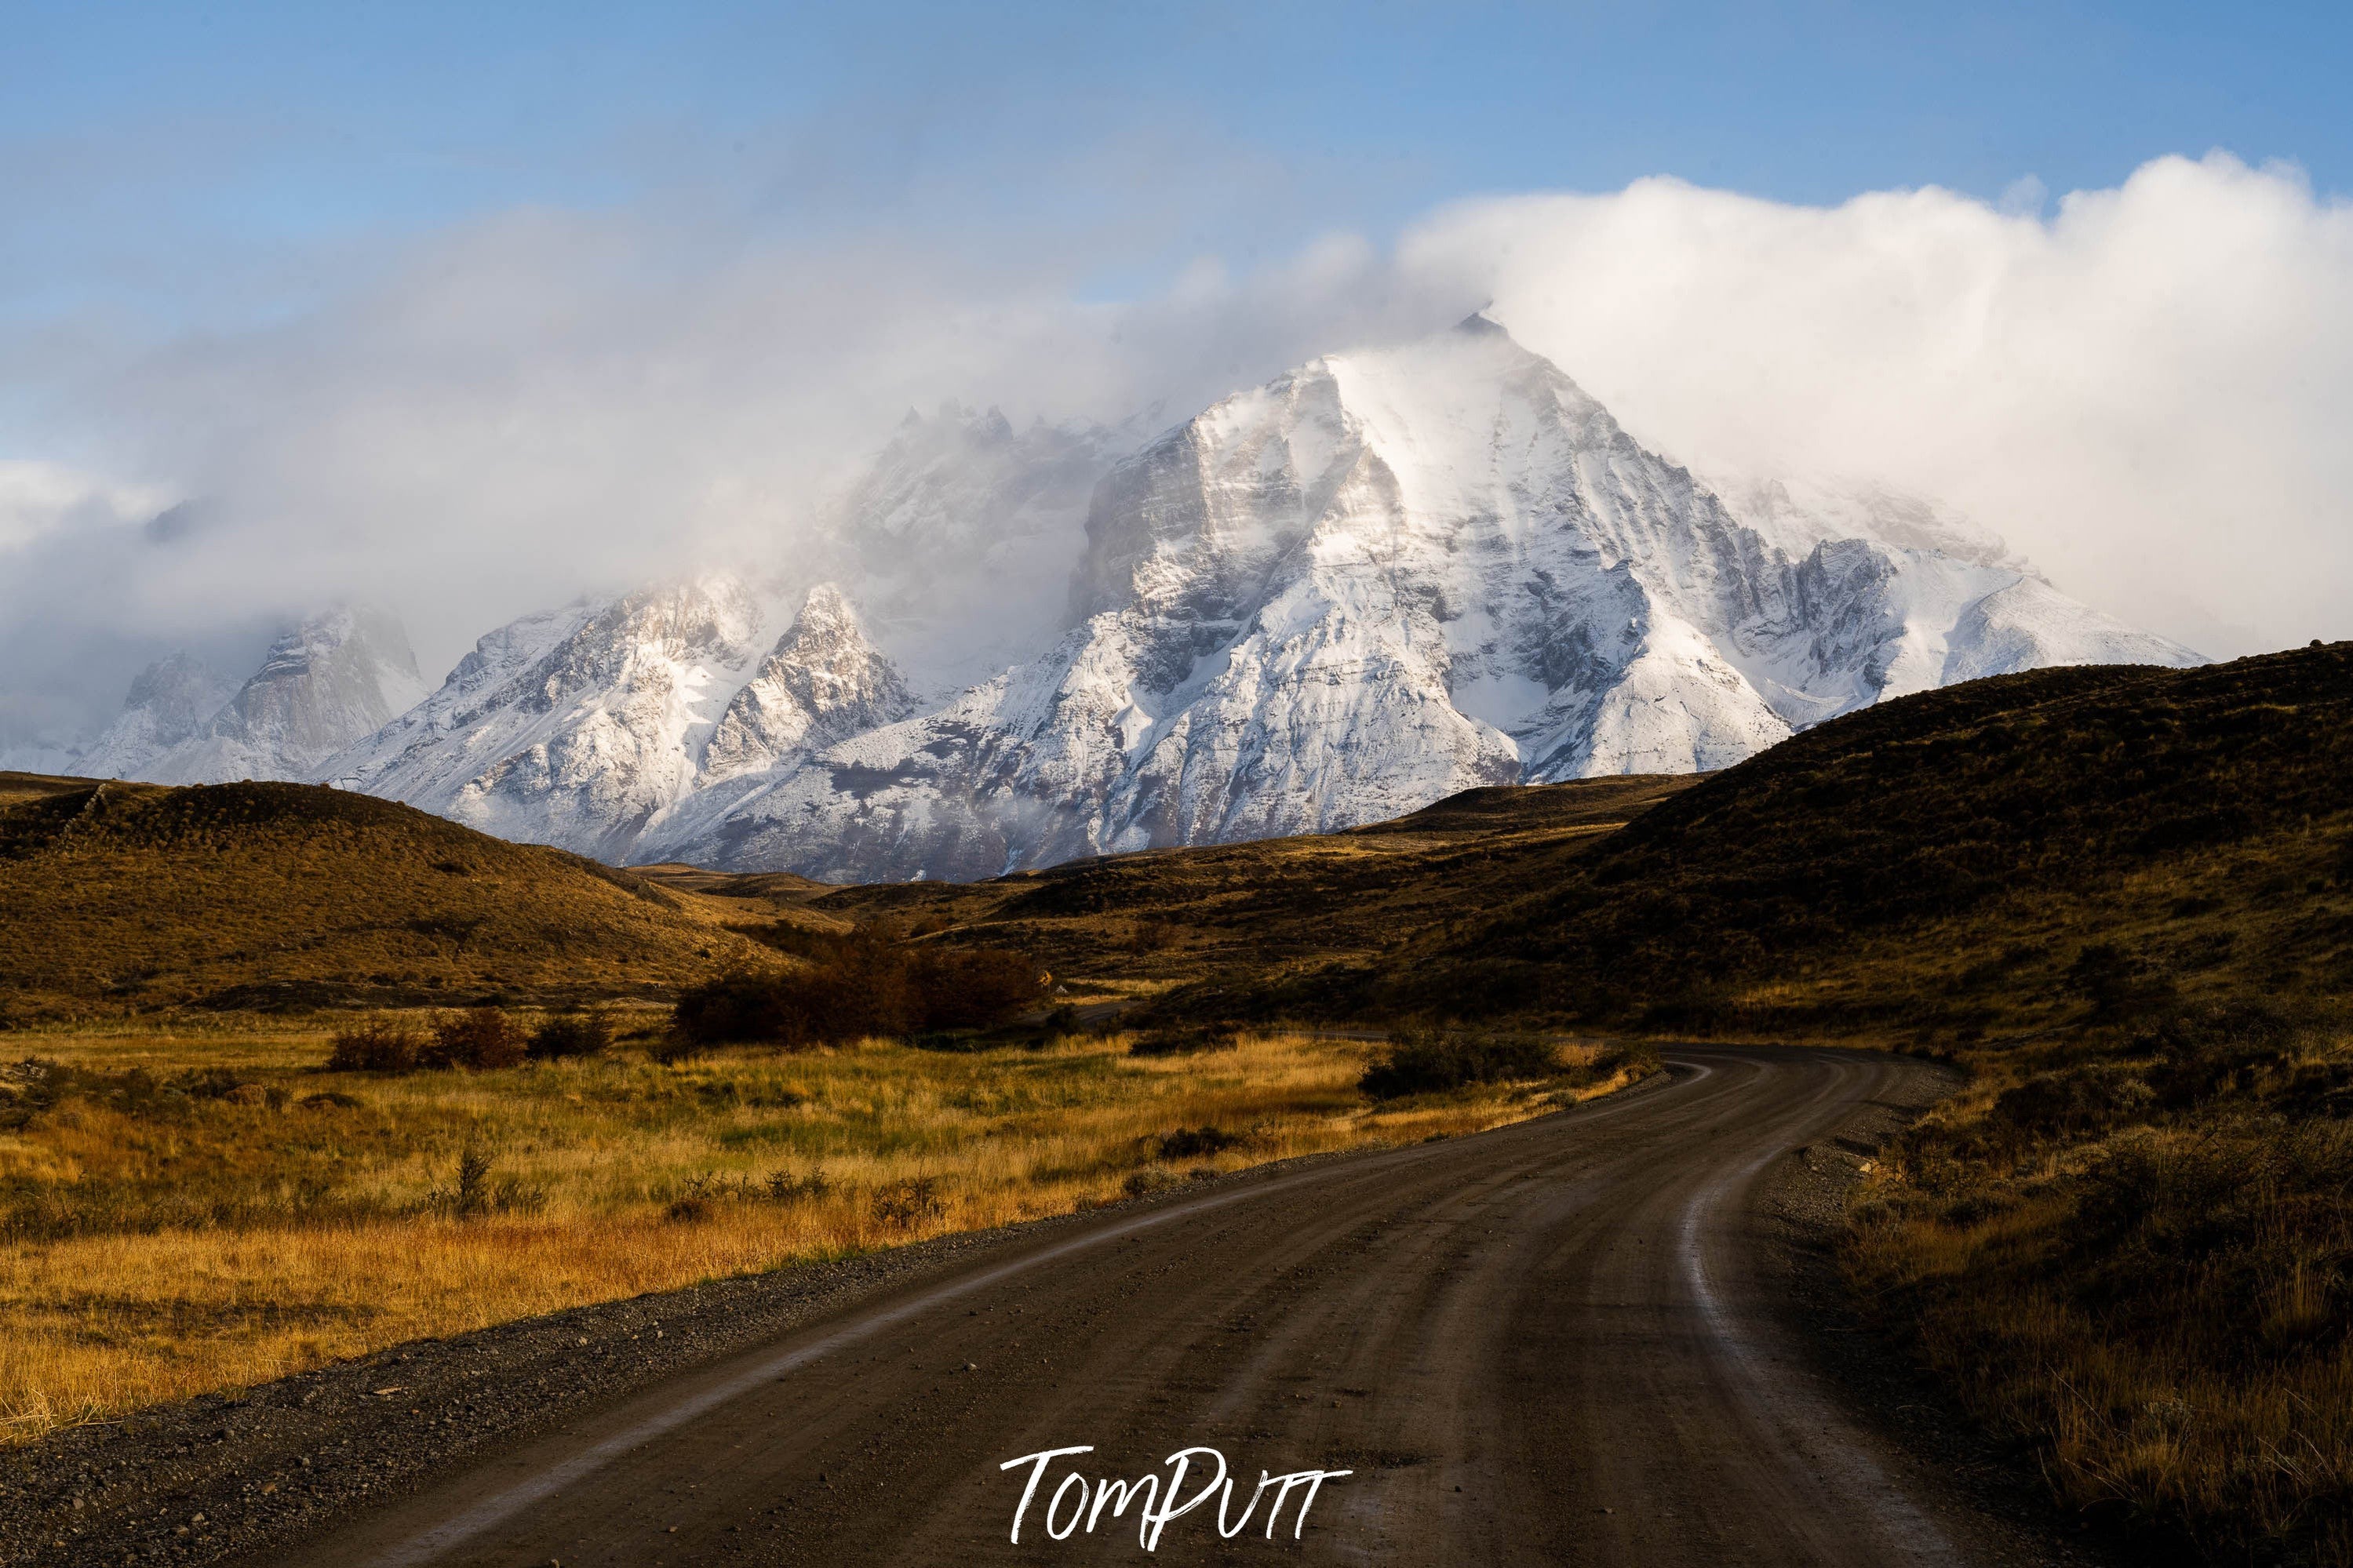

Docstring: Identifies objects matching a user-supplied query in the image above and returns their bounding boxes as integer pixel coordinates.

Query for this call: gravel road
[13,1047,2114,1566]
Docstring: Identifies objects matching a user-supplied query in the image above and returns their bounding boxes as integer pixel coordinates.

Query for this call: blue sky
[7,1,2348,329]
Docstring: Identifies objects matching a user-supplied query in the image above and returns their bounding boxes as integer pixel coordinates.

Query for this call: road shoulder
[1748,1051,2129,1568]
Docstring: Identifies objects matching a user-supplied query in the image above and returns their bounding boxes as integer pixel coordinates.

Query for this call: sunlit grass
[0,1019,1637,1442]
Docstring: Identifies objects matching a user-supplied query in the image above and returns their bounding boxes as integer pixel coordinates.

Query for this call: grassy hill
[0,776,779,1020]
[649,773,1700,1006]
[1290,643,2351,1039]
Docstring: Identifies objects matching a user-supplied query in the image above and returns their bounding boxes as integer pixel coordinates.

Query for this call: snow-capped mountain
[312,315,2197,879]
[322,577,928,863]
[632,316,2195,878]
[78,608,426,785]
[322,578,781,861]
[78,653,239,778]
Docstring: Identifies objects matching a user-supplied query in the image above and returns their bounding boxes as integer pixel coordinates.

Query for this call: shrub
[180,1068,256,1101]
[1127,1024,1240,1057]
[326,1017,422,1073]
[872,1177,945,1229]
[671,933,1042,1049]
[766,1166,832,1202]
[905,947,1043,1030]
[422,1142,542,1218]
[1123,1169,1182,1199]
[672,973,812,1048]
[427,1006,525,1069]
[528,1008,610,1060]
[1156,1126,1241,1160]
[1591,1042,1663,1079]
[1360,1028,1559,1100]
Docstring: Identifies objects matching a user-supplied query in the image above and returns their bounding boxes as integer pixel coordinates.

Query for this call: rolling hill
[1364,639,2353,1038]
[634,773,1702,1006]
[0,775,778,1020]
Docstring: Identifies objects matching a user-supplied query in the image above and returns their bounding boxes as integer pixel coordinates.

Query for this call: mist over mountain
[52,609,427,788]
[37,315,2193,880]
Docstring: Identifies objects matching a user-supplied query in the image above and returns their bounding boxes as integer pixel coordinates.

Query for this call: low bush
[423,1143,543,1218]
[671,930,1043,1049]
[766,1166,832,1202]
[1123,1169,1182,1199]
[326,1017,423,1073]
[528,1008,610,1060]
[426,1006,526,1069]
[1127,1024,1240,1057]
[1360,1028,1559,1100]
[1156,1126,1242,1160]
[1591,1042,1663,1079]
[872,1177,946,1229]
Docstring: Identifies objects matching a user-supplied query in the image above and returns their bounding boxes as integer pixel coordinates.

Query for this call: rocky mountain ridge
[67,316,2201,878]
[75,607,425,787]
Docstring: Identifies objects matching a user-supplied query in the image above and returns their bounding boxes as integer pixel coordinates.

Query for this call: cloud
[3,151,2347,744]
[1401,153,2353,657]
[0,460,173,553]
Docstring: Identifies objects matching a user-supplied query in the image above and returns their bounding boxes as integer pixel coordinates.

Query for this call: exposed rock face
[322,579,920,864]
[84,609,424,784]
[321,577,772,861]
[643,318,2197,879]
[78,652,238,779]
[324,316,2199,878]
[701,585,917,782]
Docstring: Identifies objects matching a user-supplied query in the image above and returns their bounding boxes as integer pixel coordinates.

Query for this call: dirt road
[254,1047,2064,1567]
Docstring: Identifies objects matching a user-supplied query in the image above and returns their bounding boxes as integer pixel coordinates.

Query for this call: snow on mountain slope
[78,652,238,779]
[652,315,2202,878]
[94,608,428,785]
[319,314,2200,878]
[322,577,778,860]
[324,578,922,863]
[701,584,917,781]
[1942,574,2198,684]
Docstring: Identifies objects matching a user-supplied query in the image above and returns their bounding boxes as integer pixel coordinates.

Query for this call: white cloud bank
[3,151,2347,744]
[1418,153,2353,657]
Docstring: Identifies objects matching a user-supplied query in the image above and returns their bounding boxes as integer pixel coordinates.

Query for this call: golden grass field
[0,1013,1641,1445]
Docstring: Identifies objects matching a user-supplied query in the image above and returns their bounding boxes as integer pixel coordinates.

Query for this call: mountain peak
[699,584,914,784]
[82,606,427,786]
[300,322,2197,881]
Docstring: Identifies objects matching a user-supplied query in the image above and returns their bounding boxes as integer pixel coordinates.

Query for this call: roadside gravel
[0,1207,1118,1566]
